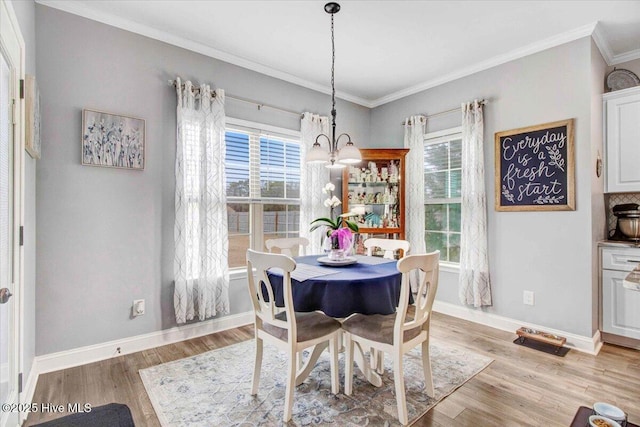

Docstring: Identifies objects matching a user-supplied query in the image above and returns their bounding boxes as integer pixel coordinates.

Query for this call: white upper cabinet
[604,86,640,193]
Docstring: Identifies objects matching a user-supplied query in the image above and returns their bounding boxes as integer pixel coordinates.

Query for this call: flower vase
[343,233,354,257]
[328,235,345,261]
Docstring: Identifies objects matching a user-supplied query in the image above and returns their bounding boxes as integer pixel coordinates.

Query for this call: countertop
[598,240,640,248]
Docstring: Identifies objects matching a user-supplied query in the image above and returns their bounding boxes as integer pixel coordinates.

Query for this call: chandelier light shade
[306,2,361,169]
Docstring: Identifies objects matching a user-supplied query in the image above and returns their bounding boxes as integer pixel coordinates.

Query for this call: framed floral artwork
[81,109,145,170]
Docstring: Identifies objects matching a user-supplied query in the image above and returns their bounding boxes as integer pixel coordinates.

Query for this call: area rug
[32,403,134,427]
[140,339,492,426]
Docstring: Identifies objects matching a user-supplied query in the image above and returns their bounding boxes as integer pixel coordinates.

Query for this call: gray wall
[370,38,598,337]
[35,5,369,355]
[9,0,37,389]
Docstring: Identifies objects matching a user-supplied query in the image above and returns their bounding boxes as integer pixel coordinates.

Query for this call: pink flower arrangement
[310,182,359,253]
[330,227,353,251]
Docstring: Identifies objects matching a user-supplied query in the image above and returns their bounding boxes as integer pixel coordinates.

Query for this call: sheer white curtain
[459,100,492,307]
[404,116,427,291]
[174,78,230,323]
[299,113,330,254]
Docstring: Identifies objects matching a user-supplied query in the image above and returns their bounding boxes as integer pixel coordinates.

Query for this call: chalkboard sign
[495,119,575,211]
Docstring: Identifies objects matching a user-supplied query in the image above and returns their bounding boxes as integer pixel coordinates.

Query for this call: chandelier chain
[330,11,336,139]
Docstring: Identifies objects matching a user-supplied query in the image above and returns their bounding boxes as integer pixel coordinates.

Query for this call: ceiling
[37,1,640,107]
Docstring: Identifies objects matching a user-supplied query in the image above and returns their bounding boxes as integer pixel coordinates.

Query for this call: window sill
[229,268,247,280]
[439,262,460,274]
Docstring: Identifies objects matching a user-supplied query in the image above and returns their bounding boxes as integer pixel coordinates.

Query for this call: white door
[0,1,24,426]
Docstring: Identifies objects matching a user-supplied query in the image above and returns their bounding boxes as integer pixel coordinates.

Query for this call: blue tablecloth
[266,255,406,318]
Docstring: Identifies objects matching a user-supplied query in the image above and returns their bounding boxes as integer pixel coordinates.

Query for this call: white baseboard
[433,300,602,355]
[34,311,253,375]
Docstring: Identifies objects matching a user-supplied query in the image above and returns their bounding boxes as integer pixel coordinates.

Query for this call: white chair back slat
[395,251,440,333]
[247,249,297,332]
[364,238,410,259]
[265,237,310,257]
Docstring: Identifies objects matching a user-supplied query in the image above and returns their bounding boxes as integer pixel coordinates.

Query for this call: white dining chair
[364,238,410,259]
[246,249,341,422]
[363,238,411,373]
[265,237,310,257]
[342,251,440,425]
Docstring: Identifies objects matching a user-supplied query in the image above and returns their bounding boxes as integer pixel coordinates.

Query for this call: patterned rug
[140,339,492,426]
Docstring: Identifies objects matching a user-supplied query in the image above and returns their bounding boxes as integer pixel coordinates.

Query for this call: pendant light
[306,2,361,169]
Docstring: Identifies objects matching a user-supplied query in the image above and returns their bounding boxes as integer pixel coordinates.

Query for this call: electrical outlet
[523,291,535,306]
[132,299,145,317]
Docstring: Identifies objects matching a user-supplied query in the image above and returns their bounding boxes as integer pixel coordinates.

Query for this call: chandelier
[306,2,361,169]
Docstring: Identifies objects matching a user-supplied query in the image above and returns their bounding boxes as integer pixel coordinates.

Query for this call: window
[225,119,301,268]
[423,128,462,263]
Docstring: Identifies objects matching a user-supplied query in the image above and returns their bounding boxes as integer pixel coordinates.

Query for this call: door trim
[0,0,25,425]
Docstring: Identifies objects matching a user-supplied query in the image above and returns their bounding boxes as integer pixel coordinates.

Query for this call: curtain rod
[169,80,303,118]
[401,99,488,125]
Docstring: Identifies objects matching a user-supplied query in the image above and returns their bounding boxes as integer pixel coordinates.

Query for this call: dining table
[266,254,409,387]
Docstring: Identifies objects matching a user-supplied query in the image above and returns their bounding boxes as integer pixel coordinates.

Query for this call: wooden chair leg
[344,333,354,396]
[283,347,297,422]
[421,340,434,397]
[329,335,339,395]
[393,351,408,425]
[251,337,263,396]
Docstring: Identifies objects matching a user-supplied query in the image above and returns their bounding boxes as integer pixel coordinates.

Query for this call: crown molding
[592,22,640,66]
[610,48,640,66]
[591,21,614,65]
[370,22,599,107]
[35,0,374,108]
[35,3,638,109]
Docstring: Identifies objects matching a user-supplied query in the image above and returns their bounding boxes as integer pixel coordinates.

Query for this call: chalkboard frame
[494,119,575,212]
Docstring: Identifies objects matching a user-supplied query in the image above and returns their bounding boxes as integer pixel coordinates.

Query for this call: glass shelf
[347,181,399,186]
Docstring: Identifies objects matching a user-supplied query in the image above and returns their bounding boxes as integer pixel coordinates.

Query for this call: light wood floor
[26,313,640,426]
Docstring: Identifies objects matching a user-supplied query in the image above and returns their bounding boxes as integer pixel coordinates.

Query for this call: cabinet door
[602,269,640,339]
[605,89,640,192]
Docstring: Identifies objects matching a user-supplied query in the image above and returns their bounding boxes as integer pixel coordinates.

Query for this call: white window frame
[226,118,301,274]
[424,126,462,272]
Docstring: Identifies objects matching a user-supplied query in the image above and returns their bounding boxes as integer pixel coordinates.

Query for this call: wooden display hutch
[342,148,409,256]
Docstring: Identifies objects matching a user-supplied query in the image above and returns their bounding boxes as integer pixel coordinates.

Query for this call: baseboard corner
[433,300,599,354]
[34,311,254,375]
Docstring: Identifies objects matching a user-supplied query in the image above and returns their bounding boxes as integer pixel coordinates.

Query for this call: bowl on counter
[593,402,626,424]
[619,217,640,240]
[589,414,622,427]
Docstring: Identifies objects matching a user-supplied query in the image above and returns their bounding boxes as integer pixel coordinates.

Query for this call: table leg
[353,341,382,387]
[295,342,328,386]
[295,341,382,387]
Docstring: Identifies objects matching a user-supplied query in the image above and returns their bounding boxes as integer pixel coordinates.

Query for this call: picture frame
[25,75,41,159]
[494,119,575,211]
[81,109,145,170]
